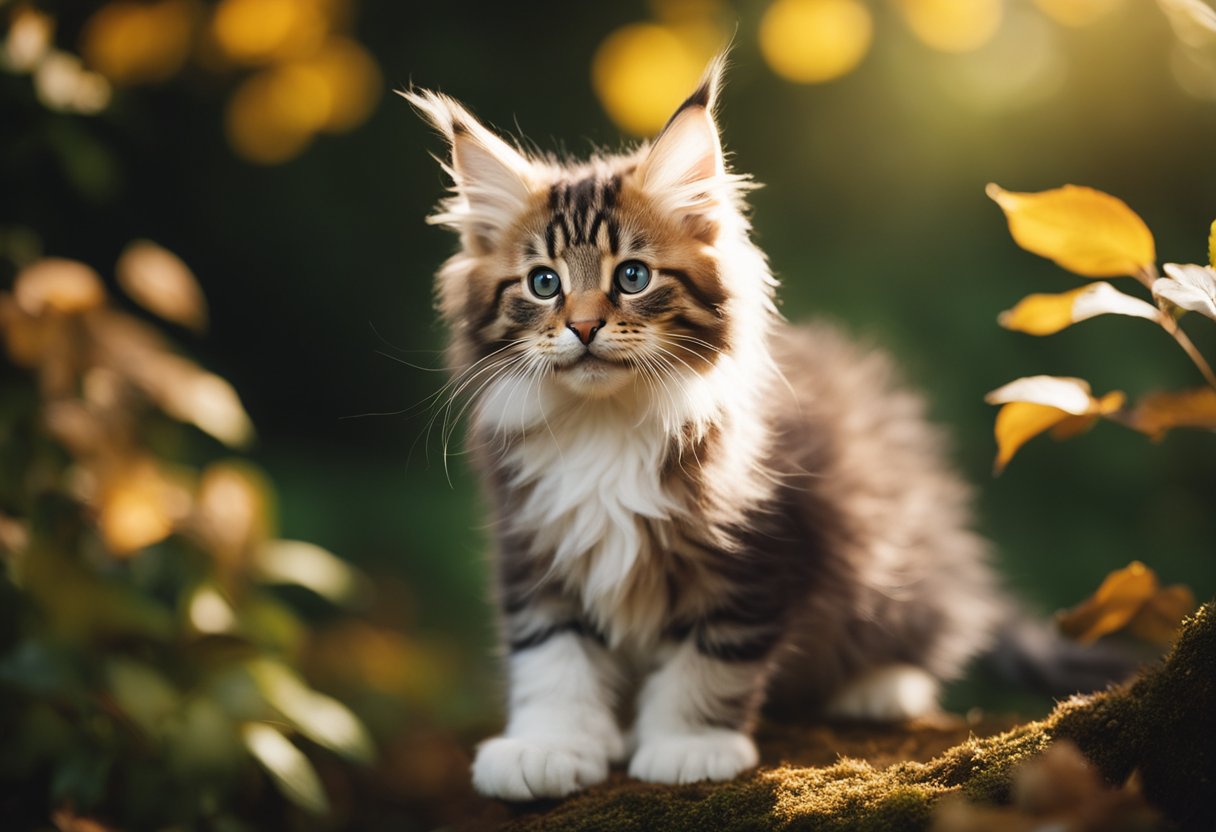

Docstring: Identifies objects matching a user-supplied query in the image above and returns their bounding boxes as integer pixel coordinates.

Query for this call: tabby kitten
[405,59,1002,801]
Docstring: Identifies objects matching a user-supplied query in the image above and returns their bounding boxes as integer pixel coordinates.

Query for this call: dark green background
[4,0,1214,719]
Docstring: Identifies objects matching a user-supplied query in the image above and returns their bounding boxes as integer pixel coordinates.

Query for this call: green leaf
[241,723,330,815]
[107,658,180,739]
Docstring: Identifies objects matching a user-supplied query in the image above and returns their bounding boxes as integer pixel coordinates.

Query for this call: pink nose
[568,319,604,345]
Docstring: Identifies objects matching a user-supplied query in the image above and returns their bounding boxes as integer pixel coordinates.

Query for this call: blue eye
[614,260,651,294]
[528,267,561,299]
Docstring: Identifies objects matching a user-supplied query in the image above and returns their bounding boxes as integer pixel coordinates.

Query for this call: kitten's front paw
[472,736,610,800]
[628,729,758,784]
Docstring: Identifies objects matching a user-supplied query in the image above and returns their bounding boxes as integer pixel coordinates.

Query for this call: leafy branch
[984,184,1216,472]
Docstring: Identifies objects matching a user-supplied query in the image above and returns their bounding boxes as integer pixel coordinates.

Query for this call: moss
[501,601,1215,832]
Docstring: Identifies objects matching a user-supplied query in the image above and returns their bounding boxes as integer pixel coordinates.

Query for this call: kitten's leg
[628,639,767,785]
[472,626,624,800]
[824,663,940,721]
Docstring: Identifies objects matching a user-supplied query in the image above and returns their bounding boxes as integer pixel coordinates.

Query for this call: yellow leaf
[999,282,1159,335]
[987,183,1156,278]
[1209,218,1215,268]
[1048,413,1099,440]
[1127,584,1196,645]
[991,402,1072,474]
[986,377,1124,471]
[1124,387,1216,440]
[1056,561,1159,643]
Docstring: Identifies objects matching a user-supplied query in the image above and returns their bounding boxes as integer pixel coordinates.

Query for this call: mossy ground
[448,603,1214,832]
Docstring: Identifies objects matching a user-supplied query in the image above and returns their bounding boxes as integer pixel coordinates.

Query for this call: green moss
[504,601,1216,832]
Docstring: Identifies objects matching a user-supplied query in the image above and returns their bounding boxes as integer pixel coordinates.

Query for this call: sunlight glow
[81,0,195,85]
[1034,0,1125,28]
[896,0,1003,53]
[592,23,709,136]
[211,0,327,65]
[759,0,873,84]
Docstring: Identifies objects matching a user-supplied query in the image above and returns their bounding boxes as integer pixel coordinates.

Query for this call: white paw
[825,664,940,721]
[471,736,611,800]
[628,729,758,784]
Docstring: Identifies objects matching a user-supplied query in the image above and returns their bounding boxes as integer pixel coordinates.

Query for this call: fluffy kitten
[404,60,1003,800]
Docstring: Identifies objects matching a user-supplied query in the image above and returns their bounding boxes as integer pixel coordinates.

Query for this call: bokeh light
[211,0,328,65]
[592,23,709,136]
[1170,42,1216,99]
[938,8,1067,112]
[80,0,196,85]
[225,63,332,163]
[3,5,54,71]
[759,0,873,84]
[896,0,1004,53]
[299,37,381,133]
[1034,0,1125,28]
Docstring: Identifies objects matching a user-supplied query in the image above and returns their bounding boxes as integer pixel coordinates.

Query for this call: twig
[1159,314,1216,391]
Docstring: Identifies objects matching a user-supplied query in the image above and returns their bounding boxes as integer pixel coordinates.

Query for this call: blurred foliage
[3,0,381,163]
[985,183,1216,470]
[3,0,1216,826]
[0,247,388,826]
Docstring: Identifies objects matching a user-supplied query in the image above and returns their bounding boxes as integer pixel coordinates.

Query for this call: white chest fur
[474,376,714,642]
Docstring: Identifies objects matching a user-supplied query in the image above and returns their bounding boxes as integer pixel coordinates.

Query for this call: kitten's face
[408,62,752,402]
[467,166,729,398]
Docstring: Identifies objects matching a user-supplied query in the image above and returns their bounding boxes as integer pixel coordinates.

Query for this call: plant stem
[1141,264,1216,390]
[1160,315,1216,390]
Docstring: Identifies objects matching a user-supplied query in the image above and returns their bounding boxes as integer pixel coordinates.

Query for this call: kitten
[404,58,1004,800]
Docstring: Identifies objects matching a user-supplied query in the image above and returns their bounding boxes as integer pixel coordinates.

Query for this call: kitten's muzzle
[567,319,605,346]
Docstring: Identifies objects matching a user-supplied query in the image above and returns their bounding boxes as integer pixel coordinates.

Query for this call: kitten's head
[405,58,773,406]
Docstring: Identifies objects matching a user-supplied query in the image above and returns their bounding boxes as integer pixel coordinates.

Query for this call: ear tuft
[399,87,533,251]
[636,54,730,214]
[663,51,727,130]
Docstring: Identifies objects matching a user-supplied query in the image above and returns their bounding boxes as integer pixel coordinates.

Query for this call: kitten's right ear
[400,87,533,251]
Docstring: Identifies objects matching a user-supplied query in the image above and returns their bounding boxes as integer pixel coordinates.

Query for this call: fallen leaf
[116,240,208,332]
[999,282,1160,335]
[1123,387,1216,440]
[987,184,1156,278]
[1153,263,1216,320]
[1057,562,1160,643]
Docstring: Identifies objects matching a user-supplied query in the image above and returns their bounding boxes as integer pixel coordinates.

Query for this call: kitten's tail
[985,606,1148,697]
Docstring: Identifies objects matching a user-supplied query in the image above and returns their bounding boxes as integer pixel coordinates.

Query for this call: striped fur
[405,59,1002,800]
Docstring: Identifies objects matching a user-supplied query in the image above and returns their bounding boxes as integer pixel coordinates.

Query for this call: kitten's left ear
[400,87,533,252]
[636,55,728,216]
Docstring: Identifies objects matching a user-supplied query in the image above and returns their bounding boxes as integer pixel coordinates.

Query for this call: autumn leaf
[987,184,1156,278]
[1153,262,1216,321]
[1123,387,1216,440]
[1127,584,1197,645]
[14,258,106,315]
[1209,218,1215,267]
[999,282,1160,335]
[1057,561,1195,645]
[985,376,1125,472]
[116,240,208,332]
